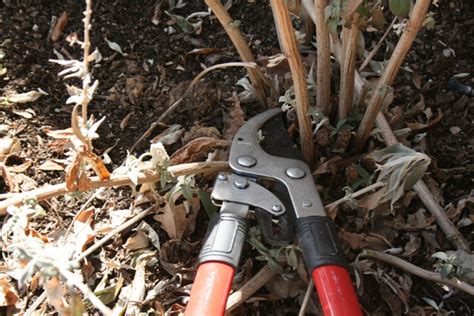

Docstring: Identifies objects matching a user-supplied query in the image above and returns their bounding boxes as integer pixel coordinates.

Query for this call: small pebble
[449,126,461,135]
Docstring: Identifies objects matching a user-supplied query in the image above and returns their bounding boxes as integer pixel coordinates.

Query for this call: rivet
[285,167,306,179]
[237,155,257,168]
[217,173,227,181]
[303,200,312,207]
[272,204,282,212]
[234,177,249,189]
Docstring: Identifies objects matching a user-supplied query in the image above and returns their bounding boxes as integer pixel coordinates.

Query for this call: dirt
[1,0,473,315]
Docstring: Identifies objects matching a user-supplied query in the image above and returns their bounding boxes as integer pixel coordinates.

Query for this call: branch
[0,161,229,215]
[226,264,277,312]
[314,0,332,115]
[271,0,315,165]
[355,0,432,151]
[205,0,269,107]
[360,250,474,296]
[338,13,359,119]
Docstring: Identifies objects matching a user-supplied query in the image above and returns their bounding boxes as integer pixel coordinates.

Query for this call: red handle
[185,262,235,316]
[312,265,362,316]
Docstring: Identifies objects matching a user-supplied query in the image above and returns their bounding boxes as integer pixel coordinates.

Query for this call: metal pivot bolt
[234,177,249,189]
[218,173,227,181]
[237,155,257,168]
[285,167,306,179]
[303,200,313,207]
[272,204,282,212]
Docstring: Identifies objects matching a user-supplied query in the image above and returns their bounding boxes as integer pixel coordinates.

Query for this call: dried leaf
[153,198,200,239]
[223,93,245,140]
[12,108,36,119]
[45,276,67,313]
[165,11,195,33]
[123,231,149,251]
[0,89,47,104]
[38,160,65,171]
[170,137,228,164]
[120,112,132,130]
[0,277,19,307]
[151,124,184,145]
[94,275,124,305]
[0,137,21,158]
[342,231,388,251]
[406,109,443,130]
[51,11,69,41]
[105,37,125,55]
[125,260,146,315]
[73,209,95,253]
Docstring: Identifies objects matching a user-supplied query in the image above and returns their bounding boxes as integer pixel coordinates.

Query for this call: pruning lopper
[185,109,362,316]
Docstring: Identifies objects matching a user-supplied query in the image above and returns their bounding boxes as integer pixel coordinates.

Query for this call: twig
[374,112,470,251]
[325,181,385,218]
[359,250,474,296]
[130,62,256,153]
[205,0,269,107]
[74,206,155,262]
[355,0,432,151]
[59,267,112,315]
[0,161,229,215]
[314,0,332,115]
[359,17,398,72]
[226,264,277,312]
[338,13,359,119]
[270,0,315,165]
[298,279,314,316]
[25,291,47,315]
[81,0,92,123]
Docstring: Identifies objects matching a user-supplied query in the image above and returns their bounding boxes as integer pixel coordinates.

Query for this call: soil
[1,0,473,315]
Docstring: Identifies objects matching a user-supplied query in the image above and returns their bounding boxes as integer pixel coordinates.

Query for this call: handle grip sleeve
[297,216,362,316]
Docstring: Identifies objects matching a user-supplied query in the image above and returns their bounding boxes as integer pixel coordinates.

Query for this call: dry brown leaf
[123,231,150,251]
[51,11,69,41]
[45,276,67,313]
[182,126,221,144]
[120,112,132,130]
[0,137,21,160]
[0,162,18,192]
[223,93,245,140]
[38,160,65,171]
[151,124,184,145]
[159,239,196,280]
[358,187,387,210]
[153,197,200,239]
[73,209,95,253]
[342,231,388,251]
[170,137,228,164]
[7,157,32,173]
[0,277,19,307]
[406,108,443,130]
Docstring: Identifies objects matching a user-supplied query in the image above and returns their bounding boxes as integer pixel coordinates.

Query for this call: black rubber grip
[296,216,348,271]
[199,213,248,268]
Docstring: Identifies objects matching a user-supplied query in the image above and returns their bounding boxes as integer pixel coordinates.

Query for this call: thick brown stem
[271,0,315,165]
[314,0,332,115]
[355,0,432,151]
[205,0,269,107]
[338,14,359,119]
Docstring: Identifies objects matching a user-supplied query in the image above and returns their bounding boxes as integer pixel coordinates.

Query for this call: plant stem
[355,0,432,151]
[81,0,93,123]
[271,0,315,165]
[359,17,397,72]
[314,0,332,116]
[338,13,359,119]
[360,250,474,296]
[205,0,269,107]
[0,161,229,215]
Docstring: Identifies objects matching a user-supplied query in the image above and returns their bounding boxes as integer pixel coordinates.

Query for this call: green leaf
[432,252,449,261]
[197,190,217,218]
[389,0,411,18]
[287,248,298,270]
[181,184,193,200]
[165,11,196,33]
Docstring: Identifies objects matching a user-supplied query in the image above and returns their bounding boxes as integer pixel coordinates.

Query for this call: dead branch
[271,0,315,165]
[360,250,474,296]
[355,0,432,151]
[338,13,359,119]
[0,161,229,215]
[225,264,277,313]
[205,0,269,106]
[314,0,332,115]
